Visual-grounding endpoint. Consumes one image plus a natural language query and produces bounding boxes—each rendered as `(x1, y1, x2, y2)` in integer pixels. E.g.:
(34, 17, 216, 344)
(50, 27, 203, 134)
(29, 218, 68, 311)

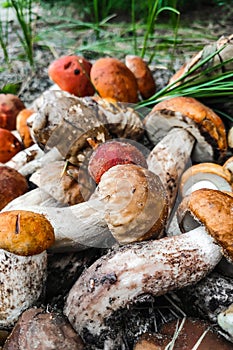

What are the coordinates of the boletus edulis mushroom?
(64, 188, 233, 348)
(3, 164, 169, 251)
(0, 210, 55, 328)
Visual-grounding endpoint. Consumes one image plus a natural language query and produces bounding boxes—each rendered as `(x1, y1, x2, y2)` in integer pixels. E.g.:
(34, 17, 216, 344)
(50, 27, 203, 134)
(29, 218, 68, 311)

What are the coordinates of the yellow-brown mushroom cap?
(0, 210, 55, 256)
(152, 96, 227, 156)
(178, 189, 233, 261)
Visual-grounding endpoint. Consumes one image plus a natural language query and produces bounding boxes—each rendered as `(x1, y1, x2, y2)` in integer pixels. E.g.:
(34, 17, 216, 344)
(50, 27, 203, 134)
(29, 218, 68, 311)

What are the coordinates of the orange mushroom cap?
(48, 55, 95, 97)
(90, 57, 139, 103)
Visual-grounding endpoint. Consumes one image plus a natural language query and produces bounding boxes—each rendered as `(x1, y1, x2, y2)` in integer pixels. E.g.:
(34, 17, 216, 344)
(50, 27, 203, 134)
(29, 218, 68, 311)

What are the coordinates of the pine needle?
(138, 43, 233, 122)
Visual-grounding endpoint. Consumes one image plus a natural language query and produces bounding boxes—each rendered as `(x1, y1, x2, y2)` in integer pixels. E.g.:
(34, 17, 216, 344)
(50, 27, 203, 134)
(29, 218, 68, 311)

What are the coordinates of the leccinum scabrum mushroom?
(63, 189, 233, 348)
(0, 210, 55, 328)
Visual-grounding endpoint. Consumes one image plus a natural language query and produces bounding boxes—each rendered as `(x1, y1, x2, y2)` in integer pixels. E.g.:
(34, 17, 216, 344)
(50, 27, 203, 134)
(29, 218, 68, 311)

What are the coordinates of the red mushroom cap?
(48, 55, 95, 97)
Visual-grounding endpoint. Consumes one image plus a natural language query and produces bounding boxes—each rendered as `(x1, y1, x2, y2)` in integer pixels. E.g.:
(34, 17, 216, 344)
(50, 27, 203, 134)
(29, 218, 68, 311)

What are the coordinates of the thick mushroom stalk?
(3, 165, 168, 251)
(64, 229, 220, 347)
(0, 210, 55, 328)
(0, 250, 47, 328)
(64, 189, 233, 347)
(147, 128, 194, 211)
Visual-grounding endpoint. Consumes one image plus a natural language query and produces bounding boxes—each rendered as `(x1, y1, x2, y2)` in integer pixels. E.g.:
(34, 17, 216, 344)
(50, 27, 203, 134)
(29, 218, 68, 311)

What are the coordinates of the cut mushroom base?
(64, 227, 221, 347)
(0, 250, 47, 328)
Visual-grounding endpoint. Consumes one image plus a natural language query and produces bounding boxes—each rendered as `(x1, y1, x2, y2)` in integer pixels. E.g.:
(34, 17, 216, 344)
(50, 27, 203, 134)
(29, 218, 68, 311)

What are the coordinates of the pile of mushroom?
(0, 35, 233, 349)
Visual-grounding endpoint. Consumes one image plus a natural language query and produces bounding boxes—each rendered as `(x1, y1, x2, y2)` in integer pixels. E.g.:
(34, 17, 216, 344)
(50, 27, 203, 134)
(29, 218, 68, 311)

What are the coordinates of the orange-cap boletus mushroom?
(125, 55, 156, 99)
(179, 162, 233, 197)
(0, 210, 55, 328)
(48, 55, 95, 97)
(0, 128, 22, 163)
(90, 57, 139, 103)
(144, 96, 227, 163)
(16, 108, 35, 148)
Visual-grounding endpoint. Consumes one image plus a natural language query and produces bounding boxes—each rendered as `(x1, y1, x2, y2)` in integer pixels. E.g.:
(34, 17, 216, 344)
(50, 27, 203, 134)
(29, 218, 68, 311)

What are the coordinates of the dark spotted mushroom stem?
(64, 189, 233, 349)
(0, 210, 55, 328)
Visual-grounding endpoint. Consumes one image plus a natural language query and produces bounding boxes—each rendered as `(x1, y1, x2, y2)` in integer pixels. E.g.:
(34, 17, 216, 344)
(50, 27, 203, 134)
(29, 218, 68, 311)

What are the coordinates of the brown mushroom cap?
(125, 55, 156, 99)
(151, 96, 227, 159)
(92, 164, 168, 244)
(0, 128, 23, 163)
(180, 162, 233, 197)
(177, 189, 233, 261)
(0, 166, 28, 210)
(0, 94, 25, 130)
(90, 57, 139, 103)
(0, 210, 55, 256)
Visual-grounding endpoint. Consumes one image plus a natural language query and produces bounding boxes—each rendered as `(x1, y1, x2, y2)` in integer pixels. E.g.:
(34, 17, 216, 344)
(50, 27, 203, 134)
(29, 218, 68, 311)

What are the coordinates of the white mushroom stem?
(19, 147, 63, 177)
(64, 226, 222, 346)
(4, 188, 65, 209)
(2, 199, 115, 252)
(0, 250, 47, 328)
(147, 128, 194, 212)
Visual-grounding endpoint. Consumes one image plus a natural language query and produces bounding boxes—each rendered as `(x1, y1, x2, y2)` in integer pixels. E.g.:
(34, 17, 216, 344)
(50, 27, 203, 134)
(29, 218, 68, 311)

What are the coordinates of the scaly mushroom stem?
(0, 250, 47, 328)
(64, 189, 233, 348)
(147, 128, 194, 212)
(64, 227, 221, 348)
